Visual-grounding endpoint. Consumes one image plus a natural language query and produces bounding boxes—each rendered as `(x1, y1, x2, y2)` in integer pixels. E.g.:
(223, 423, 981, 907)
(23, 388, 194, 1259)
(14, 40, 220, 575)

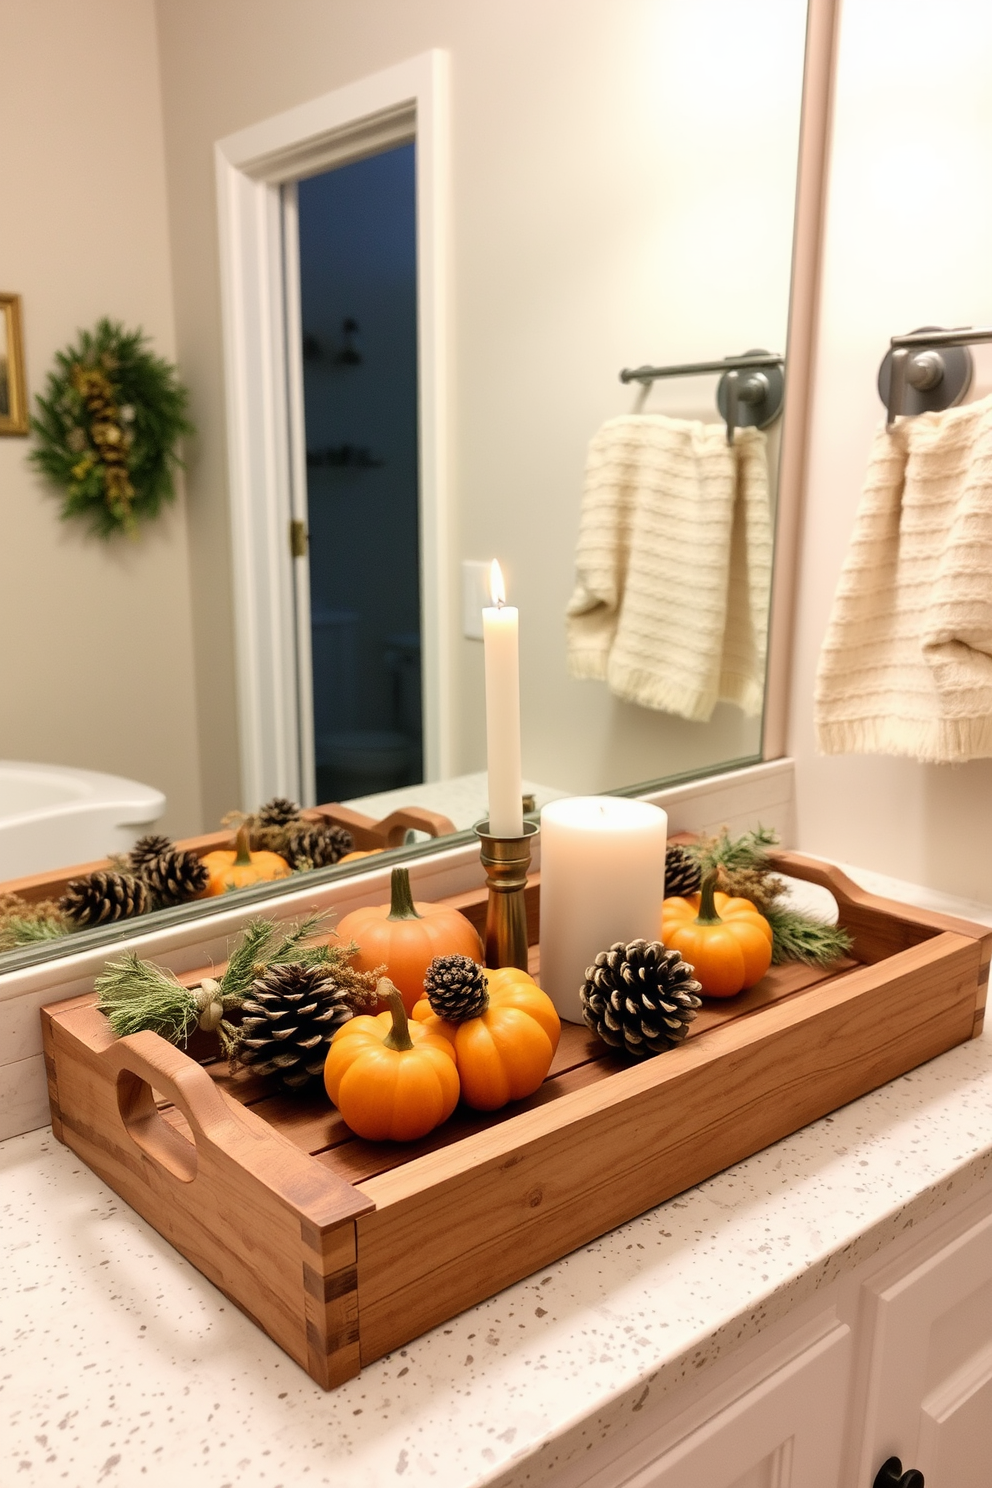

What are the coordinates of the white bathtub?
(0, 761, 166, 881)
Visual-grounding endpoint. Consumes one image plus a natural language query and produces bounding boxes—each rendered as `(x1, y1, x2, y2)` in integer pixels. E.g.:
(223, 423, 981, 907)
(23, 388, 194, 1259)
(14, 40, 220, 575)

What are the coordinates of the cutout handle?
(117, 1069, 197, 1183)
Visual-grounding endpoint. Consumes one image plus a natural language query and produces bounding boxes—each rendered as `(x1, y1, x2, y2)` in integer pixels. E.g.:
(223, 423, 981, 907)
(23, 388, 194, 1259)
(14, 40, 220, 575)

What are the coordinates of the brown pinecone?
(665, 844, 702, 899)
(284, 819, 353, 870)
(423, 955, 489, 1021)
(231, 962, 368, 1090)
(580, 939, 702, 1059)
(257, 797, 303, 828)
(128, 834, 173, 875)
(142, 847, 210, 907)
(59, 871, 150, 928)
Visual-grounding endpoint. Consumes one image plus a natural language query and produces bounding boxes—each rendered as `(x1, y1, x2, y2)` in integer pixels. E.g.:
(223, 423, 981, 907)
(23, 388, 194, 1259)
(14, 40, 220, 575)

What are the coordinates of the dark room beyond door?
(297, 142, 422, 803)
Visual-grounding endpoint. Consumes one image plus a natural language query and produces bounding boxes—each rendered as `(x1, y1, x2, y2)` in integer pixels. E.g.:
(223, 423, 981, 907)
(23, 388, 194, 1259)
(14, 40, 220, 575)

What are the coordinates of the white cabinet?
(561, 1318, 853, 1488)
(622, 1323, 851, 1488)
(548, 1183, 992, 1488)
(856, 1209, 992, 1488)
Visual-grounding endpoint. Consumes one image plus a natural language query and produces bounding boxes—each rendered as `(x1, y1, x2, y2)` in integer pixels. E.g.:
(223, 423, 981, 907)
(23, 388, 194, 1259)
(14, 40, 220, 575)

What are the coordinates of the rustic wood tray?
(41, 851, 991, 1390)
(2, 800, 457, 906)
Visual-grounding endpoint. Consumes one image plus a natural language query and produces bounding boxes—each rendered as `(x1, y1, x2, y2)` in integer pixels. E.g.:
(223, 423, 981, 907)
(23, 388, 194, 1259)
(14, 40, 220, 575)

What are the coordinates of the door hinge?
(289, 519, 308, 558)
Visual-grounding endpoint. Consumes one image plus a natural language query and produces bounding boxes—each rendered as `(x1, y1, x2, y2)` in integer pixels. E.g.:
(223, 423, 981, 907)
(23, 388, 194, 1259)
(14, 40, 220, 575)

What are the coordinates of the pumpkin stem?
(233, 823, 253, 867)
(377, 977, 415, 1051)
(695, 868, 724, 926)
(387, 867, 422, 922)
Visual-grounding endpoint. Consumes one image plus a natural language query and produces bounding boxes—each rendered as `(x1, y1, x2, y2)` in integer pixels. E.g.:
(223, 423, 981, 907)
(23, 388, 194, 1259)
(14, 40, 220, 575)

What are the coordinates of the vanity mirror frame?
(0, 0, 839, 980)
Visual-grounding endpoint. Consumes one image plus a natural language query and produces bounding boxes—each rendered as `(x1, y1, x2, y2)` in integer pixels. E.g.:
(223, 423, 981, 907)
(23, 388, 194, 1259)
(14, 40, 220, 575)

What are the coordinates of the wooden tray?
(1, 800, 457, 906)
(41, 852, 992, 1390)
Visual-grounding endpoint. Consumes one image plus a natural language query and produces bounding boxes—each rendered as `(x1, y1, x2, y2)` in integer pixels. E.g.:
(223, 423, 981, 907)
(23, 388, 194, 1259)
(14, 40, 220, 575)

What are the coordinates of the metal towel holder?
(620, 350, 785, 444)
(878, 325, 992, 427)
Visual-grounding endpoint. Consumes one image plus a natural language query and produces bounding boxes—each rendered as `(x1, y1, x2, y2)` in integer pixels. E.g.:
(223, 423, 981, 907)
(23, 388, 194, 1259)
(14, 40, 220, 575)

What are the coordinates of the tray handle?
(765, 849, 871, 914)
(111, 1031, 243, 1182)
(105, 1029, 371, 1225)
(372, 806, 458, 846)
(768, 849, 992, 951)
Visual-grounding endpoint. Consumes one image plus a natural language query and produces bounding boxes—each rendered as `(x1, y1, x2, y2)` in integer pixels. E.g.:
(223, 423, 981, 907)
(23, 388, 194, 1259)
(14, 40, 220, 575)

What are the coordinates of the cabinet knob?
(873, 1457, 925, 1488)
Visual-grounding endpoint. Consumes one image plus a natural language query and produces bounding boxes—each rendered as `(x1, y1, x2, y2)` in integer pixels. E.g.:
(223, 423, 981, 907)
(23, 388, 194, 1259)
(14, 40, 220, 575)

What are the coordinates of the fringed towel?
(566, 414, 773, 722)
(815, 393, 992, 763)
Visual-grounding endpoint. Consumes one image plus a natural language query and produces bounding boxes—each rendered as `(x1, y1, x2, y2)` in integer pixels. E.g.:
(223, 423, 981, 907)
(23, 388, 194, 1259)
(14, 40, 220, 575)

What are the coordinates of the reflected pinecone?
(284, 820, 353, 870)
(580, 939, 702, 1059)
(59, 871, 150, 927)
(257, 797, 302, 828)
(128, 834, 173, 875)
(142, 847, 209, 907)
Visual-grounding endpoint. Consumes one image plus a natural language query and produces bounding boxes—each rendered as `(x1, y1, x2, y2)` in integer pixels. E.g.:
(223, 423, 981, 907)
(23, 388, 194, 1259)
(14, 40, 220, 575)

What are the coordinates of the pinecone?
(128, 834, 173, 874)
(257, 796, 303, 828)
(59, 871, 150, 928)
(580, 939, 702, 1059)
(423, 955, 489, 1021)
(232, 962, 365, 1090)
(665, 844, 702, 899)
(141, 846, 210, 907)
(284, 819, 353, 870)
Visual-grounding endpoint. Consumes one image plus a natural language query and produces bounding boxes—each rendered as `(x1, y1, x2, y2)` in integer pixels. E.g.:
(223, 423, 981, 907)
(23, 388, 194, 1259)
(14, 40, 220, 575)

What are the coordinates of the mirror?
(0, 0, 810, 968)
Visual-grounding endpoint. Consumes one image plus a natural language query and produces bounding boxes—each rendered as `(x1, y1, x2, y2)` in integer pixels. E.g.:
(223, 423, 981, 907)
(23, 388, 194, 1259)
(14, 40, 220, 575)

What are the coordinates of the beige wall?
(789, 0, 992, 900)
(153, 0, 805, 813)
(0, 0, 203, 838)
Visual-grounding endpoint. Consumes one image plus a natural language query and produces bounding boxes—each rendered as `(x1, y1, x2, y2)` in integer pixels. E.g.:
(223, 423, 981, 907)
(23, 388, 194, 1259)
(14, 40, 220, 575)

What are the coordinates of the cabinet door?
(607, 1322, 851, 1488)
(858, 1208, 992, 1488)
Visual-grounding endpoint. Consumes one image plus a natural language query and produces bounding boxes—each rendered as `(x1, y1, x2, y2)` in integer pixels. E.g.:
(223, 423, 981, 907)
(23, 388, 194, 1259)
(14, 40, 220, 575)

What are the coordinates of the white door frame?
(215, 51, 452, 807)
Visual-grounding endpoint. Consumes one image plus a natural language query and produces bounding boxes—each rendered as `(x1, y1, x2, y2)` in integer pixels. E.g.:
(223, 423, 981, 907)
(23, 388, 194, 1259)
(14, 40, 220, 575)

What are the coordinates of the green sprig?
(685, 826, 852, 967)
(764, 905, 853, 967)
(95, 912, 356, 1049)
(96, 953, 200, 1043)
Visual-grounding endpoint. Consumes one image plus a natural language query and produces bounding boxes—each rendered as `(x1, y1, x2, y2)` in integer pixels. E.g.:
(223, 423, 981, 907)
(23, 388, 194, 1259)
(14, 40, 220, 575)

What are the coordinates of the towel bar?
(878, 324, 992, 426)
(619, 350, 785, 444)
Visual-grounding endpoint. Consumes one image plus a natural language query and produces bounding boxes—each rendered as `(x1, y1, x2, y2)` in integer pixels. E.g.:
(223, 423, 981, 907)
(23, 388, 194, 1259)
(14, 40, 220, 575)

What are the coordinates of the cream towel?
(815, 393, 992, 763)
(566, 414, 773, 722)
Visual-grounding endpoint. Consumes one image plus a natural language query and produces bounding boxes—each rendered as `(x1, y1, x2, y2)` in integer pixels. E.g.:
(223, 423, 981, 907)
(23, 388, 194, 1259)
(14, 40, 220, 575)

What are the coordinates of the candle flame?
(489, 559, 506, 607)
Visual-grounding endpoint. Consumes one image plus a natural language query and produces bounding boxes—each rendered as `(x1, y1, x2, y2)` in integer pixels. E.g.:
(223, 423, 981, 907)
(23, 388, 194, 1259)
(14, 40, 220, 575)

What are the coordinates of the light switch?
(461, 560, 491, 640)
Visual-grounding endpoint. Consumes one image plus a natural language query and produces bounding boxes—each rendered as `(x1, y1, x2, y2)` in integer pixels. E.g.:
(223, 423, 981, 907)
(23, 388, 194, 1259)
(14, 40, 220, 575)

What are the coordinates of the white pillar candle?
(483, 560, 524, 838)
(539, 796, 669, 1023)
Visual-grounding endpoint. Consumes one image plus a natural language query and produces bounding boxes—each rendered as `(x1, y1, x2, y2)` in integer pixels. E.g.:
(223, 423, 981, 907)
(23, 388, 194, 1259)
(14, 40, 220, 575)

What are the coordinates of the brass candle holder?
(475, 820, 539, 970)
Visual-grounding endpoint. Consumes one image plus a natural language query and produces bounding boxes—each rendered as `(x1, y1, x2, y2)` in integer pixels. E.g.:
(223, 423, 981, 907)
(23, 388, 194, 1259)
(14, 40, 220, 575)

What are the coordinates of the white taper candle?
(483, 560, 524, 838)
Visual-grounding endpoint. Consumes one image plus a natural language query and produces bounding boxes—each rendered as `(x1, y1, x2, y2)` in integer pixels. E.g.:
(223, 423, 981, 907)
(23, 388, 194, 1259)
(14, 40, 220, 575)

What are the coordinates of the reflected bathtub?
(0, 761, 166, 880)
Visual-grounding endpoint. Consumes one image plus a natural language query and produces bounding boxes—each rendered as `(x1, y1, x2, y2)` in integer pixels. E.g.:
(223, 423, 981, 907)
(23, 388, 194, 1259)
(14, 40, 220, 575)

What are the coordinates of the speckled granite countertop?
(4, 867, 992, 1488)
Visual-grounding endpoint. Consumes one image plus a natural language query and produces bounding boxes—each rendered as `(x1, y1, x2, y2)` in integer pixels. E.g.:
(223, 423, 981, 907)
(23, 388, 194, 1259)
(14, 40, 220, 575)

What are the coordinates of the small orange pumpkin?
(334, 867, 483, 1013)
(324, 977, 459, 1141)
(660, 869, 772, 998)
(338, 849, 384, 864)
(413, 964, 561, 1110)
(200, 824, 292, 896)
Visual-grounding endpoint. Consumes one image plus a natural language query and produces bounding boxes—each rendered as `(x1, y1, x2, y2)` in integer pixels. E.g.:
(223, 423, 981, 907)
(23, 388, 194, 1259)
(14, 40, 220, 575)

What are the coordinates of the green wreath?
(29, 319, 194, 538)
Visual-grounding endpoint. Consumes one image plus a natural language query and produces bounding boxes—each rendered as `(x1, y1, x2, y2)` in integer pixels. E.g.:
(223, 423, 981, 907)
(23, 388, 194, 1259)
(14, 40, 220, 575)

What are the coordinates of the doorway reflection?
(297, 142, 423, 802)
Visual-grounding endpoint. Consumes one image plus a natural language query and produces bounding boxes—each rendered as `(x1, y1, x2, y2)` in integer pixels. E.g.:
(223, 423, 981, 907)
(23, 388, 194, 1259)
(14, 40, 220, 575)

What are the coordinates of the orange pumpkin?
(660, 869, 772, 998)
(335, 867, 482, 1013)
(324, 977, 459, 1141)
(338, 849, 384, 864)
(201, 824, 291, 896)
(413, 965, 561, 1110)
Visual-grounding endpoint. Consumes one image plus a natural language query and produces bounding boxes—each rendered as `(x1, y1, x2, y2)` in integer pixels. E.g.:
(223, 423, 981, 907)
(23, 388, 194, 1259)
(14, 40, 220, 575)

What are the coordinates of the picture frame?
(0, 293, 29, 436)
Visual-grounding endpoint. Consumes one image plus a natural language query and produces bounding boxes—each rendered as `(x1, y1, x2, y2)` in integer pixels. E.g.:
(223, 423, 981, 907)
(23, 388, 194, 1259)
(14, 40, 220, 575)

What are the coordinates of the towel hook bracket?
(878, 326, 974, 427)
(716, 351, 785, 443)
